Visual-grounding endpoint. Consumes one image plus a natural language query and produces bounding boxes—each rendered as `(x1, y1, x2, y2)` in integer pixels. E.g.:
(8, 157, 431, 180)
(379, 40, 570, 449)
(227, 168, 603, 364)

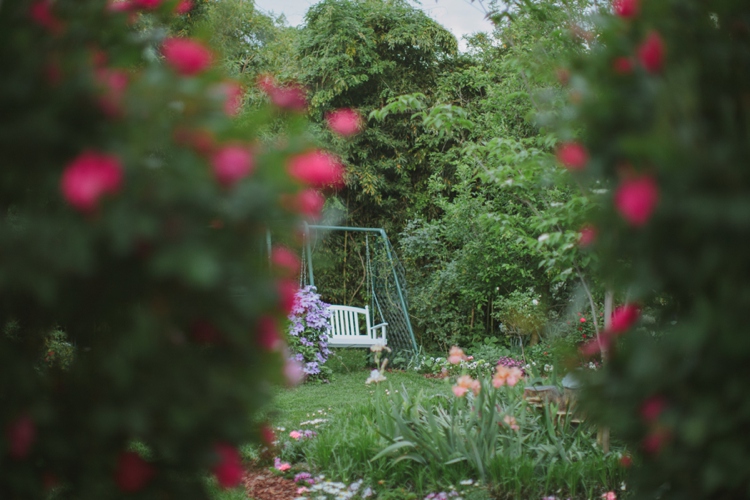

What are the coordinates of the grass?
(270, 366, 451, 430)
(214, 349, 627, 500)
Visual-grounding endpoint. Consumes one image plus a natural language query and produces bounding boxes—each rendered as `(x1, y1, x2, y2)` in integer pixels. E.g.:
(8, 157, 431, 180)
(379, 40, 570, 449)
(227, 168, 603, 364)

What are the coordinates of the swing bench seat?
(327, 305, 387, 348)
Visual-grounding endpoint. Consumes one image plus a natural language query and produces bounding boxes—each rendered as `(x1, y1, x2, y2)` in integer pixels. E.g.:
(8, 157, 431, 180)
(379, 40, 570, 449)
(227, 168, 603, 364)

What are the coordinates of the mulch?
(242, 466, 299, 500)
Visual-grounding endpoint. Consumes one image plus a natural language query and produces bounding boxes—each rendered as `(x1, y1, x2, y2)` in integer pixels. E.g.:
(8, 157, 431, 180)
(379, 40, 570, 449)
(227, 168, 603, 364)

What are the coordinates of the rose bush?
(0, 0, 344, 496)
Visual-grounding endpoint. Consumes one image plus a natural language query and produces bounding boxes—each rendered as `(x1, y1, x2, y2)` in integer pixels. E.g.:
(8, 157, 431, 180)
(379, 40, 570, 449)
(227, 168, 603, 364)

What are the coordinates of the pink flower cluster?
(452, 374, 480, 397)
(447, 345, 468, 364)
(493, 365, 523, 388)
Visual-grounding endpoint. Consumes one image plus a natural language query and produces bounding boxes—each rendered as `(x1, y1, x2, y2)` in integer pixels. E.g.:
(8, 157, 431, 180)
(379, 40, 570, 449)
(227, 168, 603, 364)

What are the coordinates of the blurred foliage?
(0, 0, 323, 497)
(553, 0, 750, 498)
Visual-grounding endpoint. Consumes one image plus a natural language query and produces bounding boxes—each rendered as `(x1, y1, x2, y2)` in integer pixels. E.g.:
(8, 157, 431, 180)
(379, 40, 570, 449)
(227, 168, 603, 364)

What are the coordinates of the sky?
(252, 0, 497, 51)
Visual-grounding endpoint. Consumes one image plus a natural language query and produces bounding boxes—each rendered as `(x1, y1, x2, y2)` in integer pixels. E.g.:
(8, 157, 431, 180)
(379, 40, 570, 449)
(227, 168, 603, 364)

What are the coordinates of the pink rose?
(614, 175, 659, 226)
(256, 316, 283, 351)
(289, 431, 301, 440)
(271, 246, 300, 277)
(221, 81, 244, 116)
(578, 224, 597, 247)
(293, 189, 325, 219)
(556, 142, 589, 171)
(174, 0, 193, 14)
(61, 151, 123, 211)
(210, 145, 255, 187)
(326, 108, 362, 136)
(638, 31, 665, 74)
(162, 38, 212, 76)
(287, 150, 344, 188)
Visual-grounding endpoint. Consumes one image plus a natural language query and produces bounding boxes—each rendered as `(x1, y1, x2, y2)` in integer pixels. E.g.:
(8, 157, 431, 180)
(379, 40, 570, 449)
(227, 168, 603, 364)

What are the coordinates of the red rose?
(210, 145, 255, 187)
(556, 142, 589, 171)
(276, 279, 298, 314)
(61, 151, 123, 212)
(642, 428, 669, 455)
(614, 175, 659, 226)
(114, 451, 155, 493)
(30, 0, 64, 35)
(638, 31, 665, 74)
(613, 0, 638, 18)
(190, 320, 222, 345)
(612, 57, 634, 75)
(132, 0, 161, 9)
(610, 304, 640, 333)
(5, 414, 36, 460)
(640, 396, 667, 423)
(162, 38, 213, 76)
(287, 150, 344, 188)
(259, 424, 276, 447)
(212, 443, 243, 489)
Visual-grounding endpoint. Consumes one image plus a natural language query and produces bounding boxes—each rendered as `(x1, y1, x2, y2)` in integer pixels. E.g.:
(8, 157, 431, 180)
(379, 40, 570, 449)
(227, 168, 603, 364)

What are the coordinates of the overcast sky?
(252, 0, 497, 51)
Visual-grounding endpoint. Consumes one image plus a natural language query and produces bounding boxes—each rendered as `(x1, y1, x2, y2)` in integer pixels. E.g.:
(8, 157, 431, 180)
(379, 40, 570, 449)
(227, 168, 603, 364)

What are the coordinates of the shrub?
(557, 0, 750, 497)
(0, 0, 339, 496)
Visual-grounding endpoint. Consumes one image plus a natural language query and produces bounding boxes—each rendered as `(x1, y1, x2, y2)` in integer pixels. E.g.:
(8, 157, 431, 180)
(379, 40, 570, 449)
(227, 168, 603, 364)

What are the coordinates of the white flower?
(365, 369, 386, 384)
(532, 299, 539, 306)
(538, 233, 550, 242)
(459, 479, 474, 485)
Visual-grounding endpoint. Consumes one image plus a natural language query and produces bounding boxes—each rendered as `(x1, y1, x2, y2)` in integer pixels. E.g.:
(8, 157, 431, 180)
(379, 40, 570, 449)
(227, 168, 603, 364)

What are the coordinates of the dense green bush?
(556, 0, 750, 497)
(0, 0, 335, 497)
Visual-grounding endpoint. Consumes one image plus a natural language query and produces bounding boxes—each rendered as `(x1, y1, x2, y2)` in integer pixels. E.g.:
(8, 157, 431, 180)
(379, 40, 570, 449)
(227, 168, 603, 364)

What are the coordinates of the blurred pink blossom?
(326, 108, 362, 136)
(61, 151, 123, 211)
(162, 38, 213, 76)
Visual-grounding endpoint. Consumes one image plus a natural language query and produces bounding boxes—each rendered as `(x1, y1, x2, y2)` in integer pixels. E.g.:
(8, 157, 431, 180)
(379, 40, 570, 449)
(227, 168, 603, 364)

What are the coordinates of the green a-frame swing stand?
(301, 224, 419, 354)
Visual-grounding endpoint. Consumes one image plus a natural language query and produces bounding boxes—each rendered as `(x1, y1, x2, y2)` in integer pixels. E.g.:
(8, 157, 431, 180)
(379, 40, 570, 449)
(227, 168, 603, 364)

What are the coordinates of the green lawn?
(269, 367, 451, 431)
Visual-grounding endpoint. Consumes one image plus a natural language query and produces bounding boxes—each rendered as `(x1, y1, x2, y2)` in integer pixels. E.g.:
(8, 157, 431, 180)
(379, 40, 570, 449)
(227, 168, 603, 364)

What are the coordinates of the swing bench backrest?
(327, 305, 387, 348)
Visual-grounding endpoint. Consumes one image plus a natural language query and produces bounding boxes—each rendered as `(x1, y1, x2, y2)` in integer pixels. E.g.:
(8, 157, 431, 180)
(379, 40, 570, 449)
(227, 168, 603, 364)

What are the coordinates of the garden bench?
(327, 305, 387, 348)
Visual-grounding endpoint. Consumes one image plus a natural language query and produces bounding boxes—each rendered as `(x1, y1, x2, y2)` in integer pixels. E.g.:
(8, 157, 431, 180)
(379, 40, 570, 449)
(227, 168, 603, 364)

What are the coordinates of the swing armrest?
(370, 323, 388, 343)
